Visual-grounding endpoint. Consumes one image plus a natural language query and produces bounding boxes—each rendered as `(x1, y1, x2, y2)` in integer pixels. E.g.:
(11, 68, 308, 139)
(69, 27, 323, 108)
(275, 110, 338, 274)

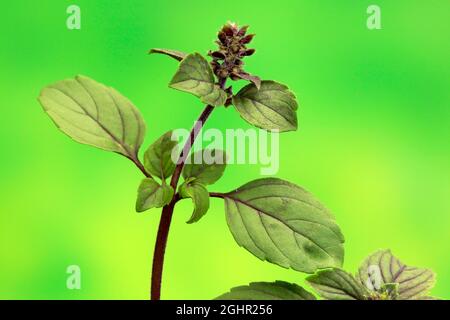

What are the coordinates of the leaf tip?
(135, 204, 145, 213)
(74, 74, 88, 82)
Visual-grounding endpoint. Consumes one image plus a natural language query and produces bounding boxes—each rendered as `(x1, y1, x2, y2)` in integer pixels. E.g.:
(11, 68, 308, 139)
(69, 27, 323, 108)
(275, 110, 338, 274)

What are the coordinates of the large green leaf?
(356, 249, 436, 300)
(182, 149, 227, 185)
(149, 48, 187, 61)
(221, 178, 344, 273)
(216, 281, 316, 300)
(136, 178, 174, 212)
(144, 131, 179, 180)
(232, 81, 298, 132)
(38, 75, 146, 159)
(169, 53, 227, 106)
(179, 180, 210, 224)
(306, 268, 369, 300)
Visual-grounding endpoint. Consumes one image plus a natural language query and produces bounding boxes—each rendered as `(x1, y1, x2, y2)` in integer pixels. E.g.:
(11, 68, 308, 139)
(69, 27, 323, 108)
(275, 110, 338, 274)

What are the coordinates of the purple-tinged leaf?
(236, 72, 261, 89)
(149, 48, 187, 61)
(356, 249, 436, 300)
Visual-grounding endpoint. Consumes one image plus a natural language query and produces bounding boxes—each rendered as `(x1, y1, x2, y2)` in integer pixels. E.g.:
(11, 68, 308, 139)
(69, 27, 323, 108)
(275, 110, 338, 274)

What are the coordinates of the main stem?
(150, 89, 226, 299)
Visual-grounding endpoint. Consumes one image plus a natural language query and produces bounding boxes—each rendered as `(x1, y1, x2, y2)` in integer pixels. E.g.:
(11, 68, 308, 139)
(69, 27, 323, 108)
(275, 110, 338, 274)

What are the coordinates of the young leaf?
(182, 149, 227, 185)
(136, 178, 174, 212)
(379, 283, 399, 300)
(169, 53, 227, 106)
(356, 249, 436, 300)
(306, 268, 369, 300)
(149, 48, 187, 61)
(38, 75, 146, 159)
(221, 178, 344, 273)
(232, 81, 298, 132)
(144, 131, 179, 180)
(235, 72, 261, 89)
(216, 281, 316, 300)
(179, 180, 210, 224)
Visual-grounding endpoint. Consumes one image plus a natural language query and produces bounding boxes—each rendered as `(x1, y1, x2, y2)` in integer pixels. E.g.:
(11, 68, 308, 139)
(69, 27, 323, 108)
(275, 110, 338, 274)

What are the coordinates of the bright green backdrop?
(0, 0, 449, 299)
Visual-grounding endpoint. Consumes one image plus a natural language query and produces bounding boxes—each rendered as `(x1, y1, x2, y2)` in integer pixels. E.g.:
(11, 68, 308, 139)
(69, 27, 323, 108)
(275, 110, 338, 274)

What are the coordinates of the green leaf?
(306, 268, 369, 300)
(149, 48, 187, 61)
(216, 281, 316, 300)
(136, 178, 174, 212)
(144, 131, 179, 180)
(38, 75, 146, 159)
(182, 149, 227, 185)
(356, 249, 436, 300)
(169, 53, 227, 106)
(232, 81, 298, 132)
(221, 178, 344, 273)
(179, 180, 210, 224)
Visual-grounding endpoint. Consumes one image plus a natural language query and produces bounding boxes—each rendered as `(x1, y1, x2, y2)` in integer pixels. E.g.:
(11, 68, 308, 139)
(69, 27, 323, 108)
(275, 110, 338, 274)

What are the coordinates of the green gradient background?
(0, 0, 449, 299)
